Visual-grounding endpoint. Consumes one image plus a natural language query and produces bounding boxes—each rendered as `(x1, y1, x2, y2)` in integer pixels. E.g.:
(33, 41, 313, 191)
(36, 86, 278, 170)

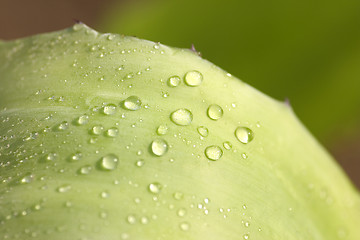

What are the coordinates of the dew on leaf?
(197, 126, 209, 137)
(168, 76, 181, 87)
(235, 127, 254, 144)
(98, 154, 119, 171)
(56, 121, 69, 131)
(170, 108, 193, 126)
(148, 182, 162, 194)
(102, 104, 117, 115)
(207, 104, 223, 120)
(122, 96, 141, 111)
(151, 139, 168, 156)
(78, 165, 92, 175)
(184, 70, 203, 86)
(105, 127, 119, 137)
(57, 184, 71, 193)
(156, 125, 168, 135)
(223, 141, 232, 150)
(205, 145, 223, 161)
(75, 115, 89, 125)
(91, 125, 104, 135)
(179, 222, 190, 231)
(69, 152, 82, 161)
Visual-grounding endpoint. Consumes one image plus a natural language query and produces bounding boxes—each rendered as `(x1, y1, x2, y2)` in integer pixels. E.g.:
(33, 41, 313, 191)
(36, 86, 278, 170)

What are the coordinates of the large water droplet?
(168, 76, 181, 87)
(170, 108, 193, 126)
(184, 70, 203, 86)
(205, 145, 223, 161)
(197, 126, 209, 137)
(151, 139, 168, 156)
(235, 127, 254, 144)
(105, 127, 119, 137)
(148, 182, 162, 194)
(98, 154, 119, 171)
(123, 96, 141, 111)
(102, 104, 117, 115)
(207, 104, 223, 120)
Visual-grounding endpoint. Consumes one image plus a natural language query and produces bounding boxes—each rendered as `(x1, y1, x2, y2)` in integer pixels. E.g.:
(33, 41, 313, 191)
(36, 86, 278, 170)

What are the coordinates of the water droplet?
(100, 211, 108, 219)
(177, 208, 186, 217)
(127, 215, 136, 224)
(242, 153, 248, 159)
(78, 165, 92, 175)
(170, 108, 193, 126)
(44, 153, 57, 161)
(197, 126, 209, 137)
(235, 127, 254, 144)
(20, 173, 34, 184)
(148, 182, 162, 194)
(151, 139, 168, 156)
(205, 145, 223, 161)
(244, 221, 250, 227)
(184, 70, 203, 86)
(223, 141, 232, 150)
(75, 115, 89, 125)
(105, 127, 119, 137)
(57, 184, 71, 193)
(57, 121, 69, 131)
(91, 125, 104, 135)
(100, 191, 110, 199)
(135, 160, 144, 167)
(156, 125, 168, 135)
(98, 154, 119, 171)
(69, 152, 82, 161)
(140, 216, 149, 224)
(168, 76, 181, 87)
(243, 234, 249, 239)
(122, 96, 141, 111)
(102, 104, 117, 115)
(207, 104, 223, 120)
(179, 222, 190, 231)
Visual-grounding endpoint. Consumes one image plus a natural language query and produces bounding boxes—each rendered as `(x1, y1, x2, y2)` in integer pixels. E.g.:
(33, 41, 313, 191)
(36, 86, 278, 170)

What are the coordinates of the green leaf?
(0, 24, 359, 240)
(100, 0, 360, 142)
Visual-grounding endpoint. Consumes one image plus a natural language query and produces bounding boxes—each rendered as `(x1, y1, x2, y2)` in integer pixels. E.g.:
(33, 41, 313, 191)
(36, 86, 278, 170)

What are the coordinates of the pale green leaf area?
(100, 0, 360, 142)
(0, 24, 359, 239)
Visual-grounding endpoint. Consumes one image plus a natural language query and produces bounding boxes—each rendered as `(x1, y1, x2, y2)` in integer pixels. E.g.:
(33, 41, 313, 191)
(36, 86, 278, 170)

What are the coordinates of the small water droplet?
(135, 160, 144, 167)
(168, 76, 181, 87)
(75, 115, 89, 125)
(140, 216, 149, 224)
(151, 139, 168, 156)
(197, 126, 209, 137)
(122, 96, 141, 111)
(170, 108, 193, 126)
(243, 234, 249, 239)
(91, 125, 104, 135)
(156, 125, 168, 135)
(44, 153, 57, 161)
(207, 104, 223, 120)
(205, 145, 223, 161)
(105, 127, 119, 137)
(98, 154, 119, 171)
(69, 152, 82, 161)
(57, 184, 71, 193)
(184, 70, 203, 86)
(179, 222, 190, 231)
(78, 165, 92, 175)
(107, 34, 115, 40)
(242, 153, 248, 159)
(223, 141, 232, 150)
(100, 191, 110, 199)
(235, 127, 254, 144)
(244, 221, 250, 227)
(177, 208, 187, 217)
(148, 182, 162, 194)
(57, 121, 69, 131)
(102, 104, 117, 115)
(127, 215, 136, 224)
(20, 173, 34, 184)
(173, 192, 184, 200)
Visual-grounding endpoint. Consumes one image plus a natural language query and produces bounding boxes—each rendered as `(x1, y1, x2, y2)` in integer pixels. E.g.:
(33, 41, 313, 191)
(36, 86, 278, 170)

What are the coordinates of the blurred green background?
(1, 0, 359, 187)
